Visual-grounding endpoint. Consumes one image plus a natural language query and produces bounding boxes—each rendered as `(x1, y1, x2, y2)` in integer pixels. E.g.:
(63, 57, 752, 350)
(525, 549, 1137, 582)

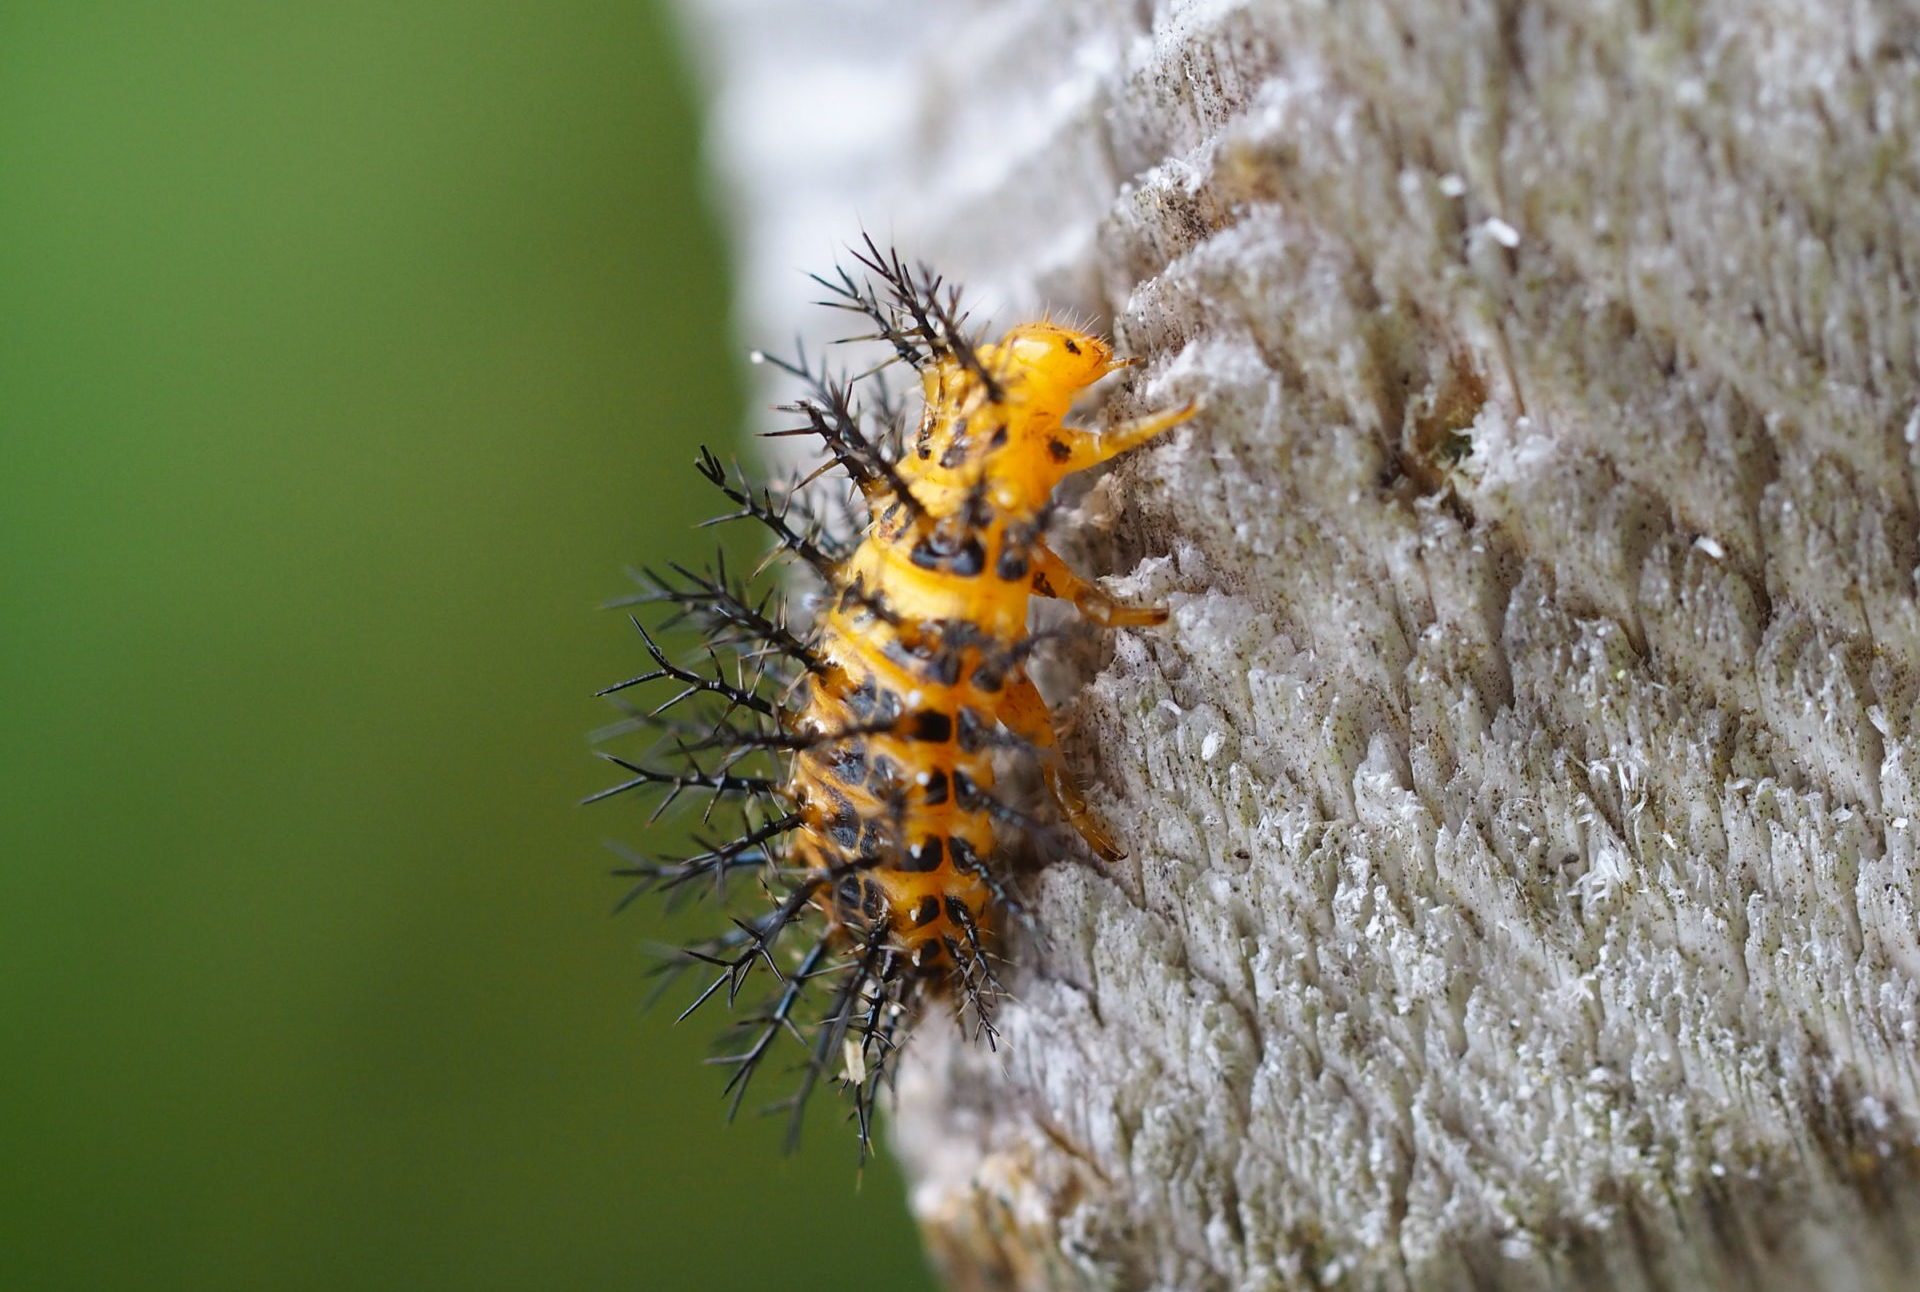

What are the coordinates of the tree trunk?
(678, 1, 1920, 1287)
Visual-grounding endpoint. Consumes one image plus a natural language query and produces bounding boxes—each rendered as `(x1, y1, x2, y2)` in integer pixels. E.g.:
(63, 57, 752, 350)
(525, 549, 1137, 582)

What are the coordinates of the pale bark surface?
(677, 1, 1920, 1288)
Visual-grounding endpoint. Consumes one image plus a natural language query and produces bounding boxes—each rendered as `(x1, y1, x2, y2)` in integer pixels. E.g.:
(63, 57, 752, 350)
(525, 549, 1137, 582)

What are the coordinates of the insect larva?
(592, 239, 1195, 1153)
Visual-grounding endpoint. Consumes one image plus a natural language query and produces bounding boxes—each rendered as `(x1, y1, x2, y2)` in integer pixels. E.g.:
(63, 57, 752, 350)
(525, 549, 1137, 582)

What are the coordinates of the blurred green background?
(0, 5, 935, 1289)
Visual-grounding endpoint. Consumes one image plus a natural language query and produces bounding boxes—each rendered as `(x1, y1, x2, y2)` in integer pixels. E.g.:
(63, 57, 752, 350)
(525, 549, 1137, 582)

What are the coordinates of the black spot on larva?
(853, 584, 898, 624)
(835, 874, 877, 920)
(902, 837, 943, 872)
(831, 743, 868, 786)
(996, 547, 1029, 581)
(989, 424, 1008, 448)
(825, 789, 859, 850)
(957, 708, 989, 753)
(880, 636, 916, 671)
(949, 836, 981, 874)
(1047, 437, 1071, 462)
(921, 768, 949, 805)
(952, 537, 986, 576)
(910, 534, 985, 577)
(1062, 338, 1081, 355)
(870, 685, 902, 724)
(924, 645, 962, 687)
(970, 662, 1004, 693)
(882, 635, 959, 688)
(908, 710, 953, 742)
(833, 877, 884, 927)
(842, 677, 877, 721)
(868, 753, 901, 792)
(914, 941, 943, 968)
(939, 421, 971, 468)
(951, 770, 980, 808)
(912, 895, 941, 926)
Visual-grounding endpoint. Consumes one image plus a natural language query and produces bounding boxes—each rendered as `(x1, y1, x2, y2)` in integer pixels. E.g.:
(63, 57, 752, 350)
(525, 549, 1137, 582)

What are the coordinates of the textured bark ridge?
(679, 1, 1920, 1287)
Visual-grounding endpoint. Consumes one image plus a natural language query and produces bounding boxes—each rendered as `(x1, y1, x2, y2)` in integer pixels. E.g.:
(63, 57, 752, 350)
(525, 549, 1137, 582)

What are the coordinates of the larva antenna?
(693, 446, 842, 580)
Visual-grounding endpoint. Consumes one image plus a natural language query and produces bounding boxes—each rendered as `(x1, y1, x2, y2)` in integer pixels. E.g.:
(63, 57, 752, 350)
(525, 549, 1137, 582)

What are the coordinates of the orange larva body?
(787, 322, 1196, 971)
(595, 246, 1194, 1152)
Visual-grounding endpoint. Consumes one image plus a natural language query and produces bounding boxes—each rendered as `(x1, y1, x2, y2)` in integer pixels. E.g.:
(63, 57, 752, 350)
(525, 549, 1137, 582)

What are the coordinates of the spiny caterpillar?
(592, 240, 1195, 1154)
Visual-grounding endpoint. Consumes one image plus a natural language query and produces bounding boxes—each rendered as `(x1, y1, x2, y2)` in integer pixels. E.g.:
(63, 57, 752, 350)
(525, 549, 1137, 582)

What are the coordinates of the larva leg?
(1028, 542, 1167, 629)
(995, 668, 1124, 861)
(1046, 399, 1199, 473)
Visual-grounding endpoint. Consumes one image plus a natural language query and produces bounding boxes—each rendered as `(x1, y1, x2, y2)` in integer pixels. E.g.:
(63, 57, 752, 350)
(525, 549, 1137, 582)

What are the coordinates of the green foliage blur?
(0, 5, 935, 1289)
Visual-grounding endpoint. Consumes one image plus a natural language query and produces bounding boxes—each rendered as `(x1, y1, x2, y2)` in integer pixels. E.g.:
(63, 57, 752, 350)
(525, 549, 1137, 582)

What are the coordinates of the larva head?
(912, 321, 1130, 514)
(992, 321, 1123, 408)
